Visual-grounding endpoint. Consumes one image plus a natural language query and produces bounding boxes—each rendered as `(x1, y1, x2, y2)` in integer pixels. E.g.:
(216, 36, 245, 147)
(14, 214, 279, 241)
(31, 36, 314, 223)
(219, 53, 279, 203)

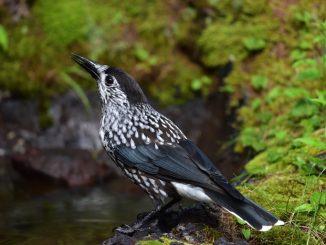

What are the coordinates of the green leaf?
(0, 25, 8, 51)
(310, 191, 326, 206)
(258, 111, 272, 124)
(294, 203, 315, 213)
(240, 128, 266, 152)
(243, 37, 266, 51)
(299, 40, 313, 50)
(134, 47, 149, 61)
(191, 76, 212, 91)
(292, 58, 317, 68)
(60, 71, 91, 112)
(251, 98, 261, 110)
(236, 217, 246, 225)
(191, 79, 202, 90)
(266, 149, 284, 163)
(295, 11, 312, 24)
(294, 137, 326, 150)
(266, 87, 282, 103)
(284, 87, 308, 98)
(241, 228, 251, 240)
(296, 68, 322, 81)
(290, 100, 318, 119)
(251, 75, 268, 90)
(290, 50, 306, 61)
(310, 90, 326, 106)
(220, 84, 234, 93)
(275, 130, 287, 141)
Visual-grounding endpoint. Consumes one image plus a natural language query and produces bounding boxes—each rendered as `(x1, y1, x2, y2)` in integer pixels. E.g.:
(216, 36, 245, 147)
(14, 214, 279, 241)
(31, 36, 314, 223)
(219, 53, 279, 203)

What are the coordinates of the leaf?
(296, 68, 322, 81)
(236, 217, 246, 225)
(290, 100, 318, 119)
(134, 47, 149, 61)
(266, 87, 282, 103)
(0, 25, 8, 51)
(290, 50, 306, 61)
(243, 37, 266, 51)
(191, 76, 212, 91)
(60, 71, 91, 112)
(310, 191, 326, 206)
(240, 128, 266, 152)
(241, 228, 251, 240)
(266, 149, 284, 163)
(310, 90, 326, 106)
(251, 75, 268, 90)
(294, 203, 315, 213)
(191, 79, 202, 90)
(251, 98, 261, 110)
(294, 137, 326, 150)
(284, 87, 309, 98)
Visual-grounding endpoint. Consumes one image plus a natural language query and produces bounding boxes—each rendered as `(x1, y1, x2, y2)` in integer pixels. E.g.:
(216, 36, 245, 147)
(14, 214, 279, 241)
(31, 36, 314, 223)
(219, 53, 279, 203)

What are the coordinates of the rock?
(11, 148, 111, 187)
(214, 237, 248, 245)
(102, 232, 137, 245)
(103, 203, 246, 245)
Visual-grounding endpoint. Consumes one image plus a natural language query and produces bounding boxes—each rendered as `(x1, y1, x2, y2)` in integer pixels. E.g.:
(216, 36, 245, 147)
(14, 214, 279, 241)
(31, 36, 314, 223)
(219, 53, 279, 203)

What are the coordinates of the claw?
(115, 224, 136, 235)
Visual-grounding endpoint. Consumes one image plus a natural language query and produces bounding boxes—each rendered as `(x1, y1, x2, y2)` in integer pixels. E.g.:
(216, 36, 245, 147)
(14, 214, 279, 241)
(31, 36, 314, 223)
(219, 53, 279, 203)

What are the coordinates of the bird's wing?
(114, 139, 244, 200)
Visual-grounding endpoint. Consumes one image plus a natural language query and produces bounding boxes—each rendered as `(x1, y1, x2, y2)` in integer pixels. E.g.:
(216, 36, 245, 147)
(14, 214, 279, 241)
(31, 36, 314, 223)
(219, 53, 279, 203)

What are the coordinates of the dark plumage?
(72, 54, 284, 233)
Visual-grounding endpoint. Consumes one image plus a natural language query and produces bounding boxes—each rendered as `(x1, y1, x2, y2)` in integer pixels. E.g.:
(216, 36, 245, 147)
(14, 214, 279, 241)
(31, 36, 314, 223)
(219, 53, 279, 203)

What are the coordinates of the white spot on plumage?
(122, 125, 127, 133)
(149, 179, 156, 186)
(159, 180, 165, 186)
(157, 135, 164, 143)
(141, 133, 146, 141)
(159, 190, 167, 197)
(145, 136, 151, 144)
(133, 174, 140, 182)
(130, 138, 136, 149)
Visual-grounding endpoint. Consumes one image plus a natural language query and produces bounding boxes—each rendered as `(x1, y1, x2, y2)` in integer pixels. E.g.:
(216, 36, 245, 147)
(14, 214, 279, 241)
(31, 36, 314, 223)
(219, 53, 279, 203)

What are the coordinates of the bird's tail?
(205, 189, 284, 231)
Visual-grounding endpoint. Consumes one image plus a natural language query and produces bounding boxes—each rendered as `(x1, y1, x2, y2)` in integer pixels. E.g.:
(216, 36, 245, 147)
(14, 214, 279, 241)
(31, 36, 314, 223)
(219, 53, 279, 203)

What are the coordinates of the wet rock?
(0, 92, 117, 187)
(214, 237, 248, 245)
(36, 91, 102, 150)
(104, 203, 245, 245)
(11, 148, 111, 187)
(102, 233, 137, 245)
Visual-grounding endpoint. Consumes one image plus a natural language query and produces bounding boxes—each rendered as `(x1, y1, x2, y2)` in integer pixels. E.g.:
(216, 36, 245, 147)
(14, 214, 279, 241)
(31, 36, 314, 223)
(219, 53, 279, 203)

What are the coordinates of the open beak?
(71, 53, 101, 79)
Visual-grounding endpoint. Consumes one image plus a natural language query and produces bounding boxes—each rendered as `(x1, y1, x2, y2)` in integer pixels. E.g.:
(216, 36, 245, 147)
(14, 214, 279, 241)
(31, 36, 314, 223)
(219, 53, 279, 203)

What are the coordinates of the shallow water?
(0, 179, 151, 245)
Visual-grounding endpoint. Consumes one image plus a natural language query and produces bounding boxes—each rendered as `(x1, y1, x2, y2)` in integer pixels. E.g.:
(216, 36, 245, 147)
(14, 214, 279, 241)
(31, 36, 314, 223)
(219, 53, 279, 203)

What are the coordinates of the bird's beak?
(71, 53, 102, 79)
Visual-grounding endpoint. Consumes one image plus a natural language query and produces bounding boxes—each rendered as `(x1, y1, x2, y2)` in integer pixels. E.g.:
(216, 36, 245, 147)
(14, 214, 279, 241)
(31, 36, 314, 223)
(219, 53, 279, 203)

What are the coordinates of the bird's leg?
(116, 197, 181, 234)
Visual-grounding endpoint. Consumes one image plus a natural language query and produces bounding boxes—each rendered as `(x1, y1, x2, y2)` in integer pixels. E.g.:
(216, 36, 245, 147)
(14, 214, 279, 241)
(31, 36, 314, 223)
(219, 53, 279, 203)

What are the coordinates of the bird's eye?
(105, 76, 114, 87)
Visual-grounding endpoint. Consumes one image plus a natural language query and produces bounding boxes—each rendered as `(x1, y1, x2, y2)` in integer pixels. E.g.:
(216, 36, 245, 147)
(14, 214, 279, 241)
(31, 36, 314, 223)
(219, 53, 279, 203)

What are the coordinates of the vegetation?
(0, 0, 325, 244)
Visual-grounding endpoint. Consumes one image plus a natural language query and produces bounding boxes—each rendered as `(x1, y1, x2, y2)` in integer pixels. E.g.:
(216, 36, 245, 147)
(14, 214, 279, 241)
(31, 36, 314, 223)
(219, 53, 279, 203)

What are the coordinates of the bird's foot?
(115, 222, 151, 235)
(115, 224, 136, 235)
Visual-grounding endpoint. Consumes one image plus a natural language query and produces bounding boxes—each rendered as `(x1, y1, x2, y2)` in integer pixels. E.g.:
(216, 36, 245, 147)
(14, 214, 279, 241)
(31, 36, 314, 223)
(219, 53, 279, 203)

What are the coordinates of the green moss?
(138, 237, 193, 245)
(33, 0, 90, 48)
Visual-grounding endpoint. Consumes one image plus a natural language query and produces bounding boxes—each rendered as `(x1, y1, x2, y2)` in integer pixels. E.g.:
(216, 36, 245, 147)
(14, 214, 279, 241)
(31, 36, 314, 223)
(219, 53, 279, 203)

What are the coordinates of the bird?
(71, 54, 284, 234)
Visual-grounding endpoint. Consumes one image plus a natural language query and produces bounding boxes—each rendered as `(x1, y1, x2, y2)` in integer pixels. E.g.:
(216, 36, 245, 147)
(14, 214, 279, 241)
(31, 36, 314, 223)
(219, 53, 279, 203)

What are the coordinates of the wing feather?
(115, 139, 244, 200)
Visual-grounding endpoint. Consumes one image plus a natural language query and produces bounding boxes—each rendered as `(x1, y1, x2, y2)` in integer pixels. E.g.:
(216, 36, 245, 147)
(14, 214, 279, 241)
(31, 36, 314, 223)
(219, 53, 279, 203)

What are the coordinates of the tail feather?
(206, 190, 284, 231)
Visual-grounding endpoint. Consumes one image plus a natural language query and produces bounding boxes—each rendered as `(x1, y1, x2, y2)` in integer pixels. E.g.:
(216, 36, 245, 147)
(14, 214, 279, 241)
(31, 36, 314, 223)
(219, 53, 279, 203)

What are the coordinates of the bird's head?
(72, 54, 147, 108)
